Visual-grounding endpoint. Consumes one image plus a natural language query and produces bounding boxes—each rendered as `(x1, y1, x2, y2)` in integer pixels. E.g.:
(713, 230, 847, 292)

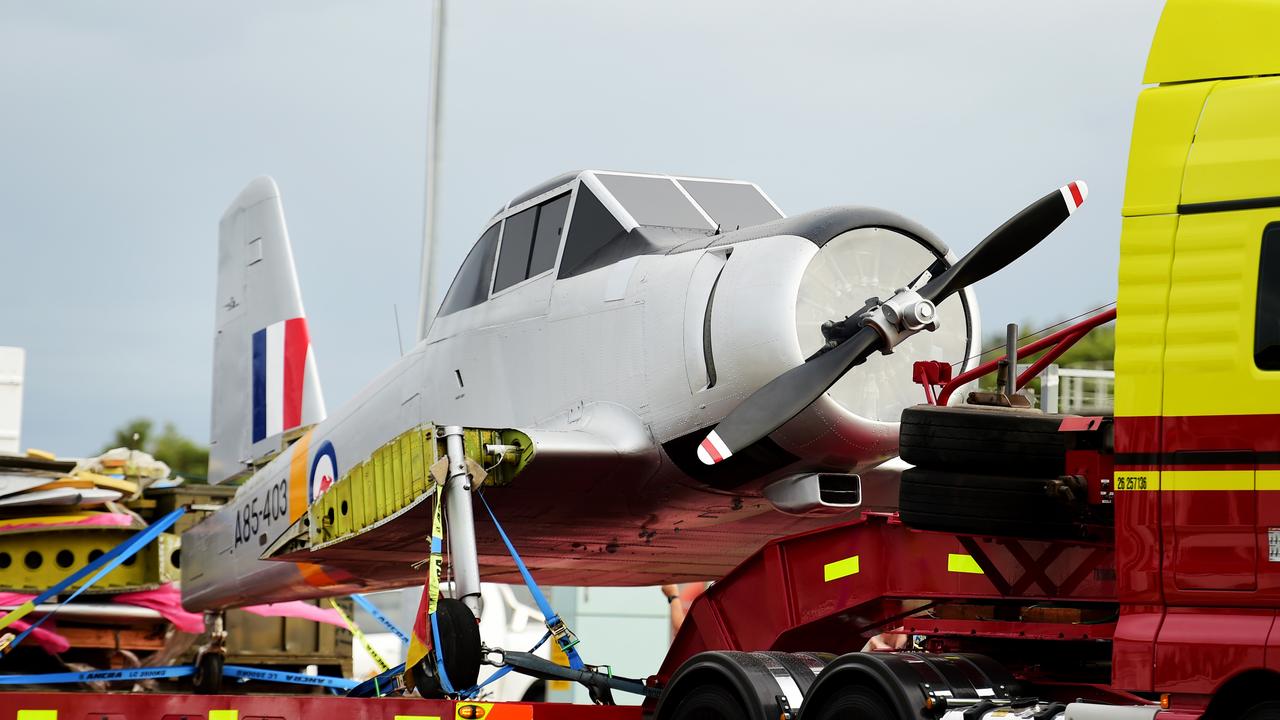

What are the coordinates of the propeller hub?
(859, 288, 939, 351)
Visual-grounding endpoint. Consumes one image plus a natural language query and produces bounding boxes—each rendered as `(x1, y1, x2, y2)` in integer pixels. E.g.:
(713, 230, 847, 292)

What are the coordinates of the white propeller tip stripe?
(697, 430, 732, 465)
(1060, 180, 1088, 215)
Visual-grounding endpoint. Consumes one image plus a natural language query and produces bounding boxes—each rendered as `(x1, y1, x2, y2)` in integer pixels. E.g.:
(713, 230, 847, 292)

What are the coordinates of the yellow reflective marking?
(1163, 470, 1254, 491)
(947, 554, 984, 574)
(823, 555, 860, 582)
(209, 712, 238, 720)
(17, 712, 57, 720)
(395, 716, 441, 720)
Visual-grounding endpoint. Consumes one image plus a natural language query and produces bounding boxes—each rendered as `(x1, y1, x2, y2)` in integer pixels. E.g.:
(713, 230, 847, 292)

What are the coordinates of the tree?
(102, 418, 209, 482)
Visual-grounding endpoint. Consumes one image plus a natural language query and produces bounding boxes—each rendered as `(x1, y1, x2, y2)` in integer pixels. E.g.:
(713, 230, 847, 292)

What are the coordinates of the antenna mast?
(416, 0, 446, 340)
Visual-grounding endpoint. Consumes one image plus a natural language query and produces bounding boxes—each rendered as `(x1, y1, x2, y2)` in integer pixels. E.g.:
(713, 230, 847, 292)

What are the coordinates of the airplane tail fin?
(209, 177, 326, 484)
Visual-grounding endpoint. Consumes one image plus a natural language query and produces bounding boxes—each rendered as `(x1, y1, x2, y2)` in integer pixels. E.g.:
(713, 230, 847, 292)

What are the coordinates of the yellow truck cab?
(1113, 0, 1280, 698)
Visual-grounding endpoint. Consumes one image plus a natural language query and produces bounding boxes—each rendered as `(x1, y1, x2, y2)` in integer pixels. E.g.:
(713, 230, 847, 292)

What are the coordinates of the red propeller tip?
(697, 431, 733, 465)
(1061, 180, 1088, 214)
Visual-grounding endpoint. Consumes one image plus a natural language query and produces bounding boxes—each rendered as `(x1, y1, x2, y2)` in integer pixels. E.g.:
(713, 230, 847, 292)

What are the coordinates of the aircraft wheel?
(899, 404, 1069, 477)
(192, 651, 224, 695)
(411, 598, 481, 697)
(666, 684, 749, 720)
(807, 685, 899, 720)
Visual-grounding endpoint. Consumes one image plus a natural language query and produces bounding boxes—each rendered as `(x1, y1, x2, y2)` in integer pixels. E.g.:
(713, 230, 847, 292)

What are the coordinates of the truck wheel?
(899, 405, 1068, 477)
(1243, 701, 1280, 719)
(808, 685, 898, 720)
(898, 467, 1082, 539)
(667, 684, 749, 720)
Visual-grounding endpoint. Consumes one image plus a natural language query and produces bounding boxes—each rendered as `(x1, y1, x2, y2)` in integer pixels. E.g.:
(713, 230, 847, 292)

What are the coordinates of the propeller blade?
(697, 327, 881, 465)
(920, 180, 1087, 303)
(696, 180, 1088, 465)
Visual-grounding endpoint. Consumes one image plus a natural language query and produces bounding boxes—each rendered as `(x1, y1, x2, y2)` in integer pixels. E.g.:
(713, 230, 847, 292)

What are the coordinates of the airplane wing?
(261, 403, 663, 587)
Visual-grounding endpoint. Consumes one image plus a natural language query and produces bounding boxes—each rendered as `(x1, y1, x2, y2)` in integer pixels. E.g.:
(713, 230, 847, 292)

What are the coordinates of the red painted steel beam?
(0, 694, 643, 719)
(937, 307, 1116, 405)
(658, 514, 1117, 683)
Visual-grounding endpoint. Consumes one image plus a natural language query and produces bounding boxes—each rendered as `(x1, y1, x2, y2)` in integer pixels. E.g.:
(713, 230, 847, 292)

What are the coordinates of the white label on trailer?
(1270, 528, 1280, 562)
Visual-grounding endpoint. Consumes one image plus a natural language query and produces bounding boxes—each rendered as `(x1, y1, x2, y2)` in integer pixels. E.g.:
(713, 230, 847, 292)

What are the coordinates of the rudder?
(210, 177, 325, 484)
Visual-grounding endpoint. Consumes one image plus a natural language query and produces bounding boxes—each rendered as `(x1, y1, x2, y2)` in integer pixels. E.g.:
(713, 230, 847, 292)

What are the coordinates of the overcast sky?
(1, 1, 1164, 456)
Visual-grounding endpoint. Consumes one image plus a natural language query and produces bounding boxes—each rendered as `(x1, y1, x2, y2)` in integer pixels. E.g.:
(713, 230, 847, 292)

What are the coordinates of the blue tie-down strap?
(347, 662, 405, 697)
(351, 594, 409, 645)
(0, 665, 197, 685)
(223, 664, 358, 691)
(0, 663, 357, 690)
(476, 491, 585, 670)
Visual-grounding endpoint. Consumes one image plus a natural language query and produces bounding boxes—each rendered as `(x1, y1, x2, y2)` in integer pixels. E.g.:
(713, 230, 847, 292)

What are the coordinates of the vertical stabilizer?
(209, 177, 325, 484)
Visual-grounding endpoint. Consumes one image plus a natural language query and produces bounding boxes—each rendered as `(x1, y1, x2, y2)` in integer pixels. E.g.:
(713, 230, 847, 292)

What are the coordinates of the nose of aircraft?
(793, 227, 972, 422)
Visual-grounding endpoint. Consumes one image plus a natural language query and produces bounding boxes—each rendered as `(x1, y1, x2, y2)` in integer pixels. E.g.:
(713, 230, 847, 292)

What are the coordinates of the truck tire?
(899, 405, 1068, 477)
(808, 685, 898, 720)
(898, 467, 1082, 539)
(1243, 702, 1280, 720)
(666, 684, 749, 720)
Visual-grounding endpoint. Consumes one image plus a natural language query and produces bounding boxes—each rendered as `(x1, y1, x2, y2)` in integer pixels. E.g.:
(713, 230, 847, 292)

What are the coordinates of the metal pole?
(1005, 323, 1018, 397)
(416, 0, 447, 340)
(441, 425, 482, 618)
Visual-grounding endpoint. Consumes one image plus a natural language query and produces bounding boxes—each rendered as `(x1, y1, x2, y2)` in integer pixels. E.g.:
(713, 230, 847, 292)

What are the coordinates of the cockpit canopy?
(438, 171, 783, 317)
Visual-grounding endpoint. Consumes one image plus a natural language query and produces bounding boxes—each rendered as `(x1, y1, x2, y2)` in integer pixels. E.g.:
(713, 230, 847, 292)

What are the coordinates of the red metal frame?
(0, 693, 643, 719)
(933, 308, 1116, 406)
(658, 513, 1116, 686)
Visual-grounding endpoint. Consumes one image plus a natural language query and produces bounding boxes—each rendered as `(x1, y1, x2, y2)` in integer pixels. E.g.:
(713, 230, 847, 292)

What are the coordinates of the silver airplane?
(182, 170, 1085, 620)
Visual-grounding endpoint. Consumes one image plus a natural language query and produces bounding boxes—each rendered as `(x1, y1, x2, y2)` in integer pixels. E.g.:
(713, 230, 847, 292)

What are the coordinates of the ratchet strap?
(476, 490, 584, 670)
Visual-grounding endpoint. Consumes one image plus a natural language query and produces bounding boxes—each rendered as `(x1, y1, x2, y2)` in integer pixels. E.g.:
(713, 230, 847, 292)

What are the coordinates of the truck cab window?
(438, 223, 500, 316)
(1255, 223, 1280, 369)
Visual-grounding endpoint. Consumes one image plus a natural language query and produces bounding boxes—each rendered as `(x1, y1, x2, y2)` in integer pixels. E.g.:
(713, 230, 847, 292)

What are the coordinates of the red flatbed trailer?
(0, 694, 642, 720)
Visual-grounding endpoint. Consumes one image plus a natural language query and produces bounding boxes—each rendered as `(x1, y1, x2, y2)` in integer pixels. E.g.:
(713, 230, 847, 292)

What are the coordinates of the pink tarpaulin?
(8, 618, 71, 654)
(111, 584, 346, 631)
(112, 584, 204, 634)
(242, 601, 346, 628)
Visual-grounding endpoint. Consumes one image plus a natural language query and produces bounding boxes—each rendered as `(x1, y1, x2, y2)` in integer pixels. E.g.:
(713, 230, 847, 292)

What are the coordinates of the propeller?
(696, 180, 1088, 465)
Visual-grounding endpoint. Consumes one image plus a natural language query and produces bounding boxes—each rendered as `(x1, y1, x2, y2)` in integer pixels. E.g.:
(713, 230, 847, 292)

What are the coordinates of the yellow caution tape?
(328, 598, 390, 674)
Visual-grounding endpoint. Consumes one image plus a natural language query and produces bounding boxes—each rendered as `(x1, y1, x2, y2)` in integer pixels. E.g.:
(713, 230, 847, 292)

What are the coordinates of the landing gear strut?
(193, 610, 226, 695)
(410, 425, 484, 697)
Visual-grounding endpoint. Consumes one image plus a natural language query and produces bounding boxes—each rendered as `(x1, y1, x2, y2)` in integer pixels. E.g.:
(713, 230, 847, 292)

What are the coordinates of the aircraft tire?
(192, 651, 224, 695)
(898, 467, 1082, 539)
(898, 404, 1068, 477)
(411, 598, 481, 697)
